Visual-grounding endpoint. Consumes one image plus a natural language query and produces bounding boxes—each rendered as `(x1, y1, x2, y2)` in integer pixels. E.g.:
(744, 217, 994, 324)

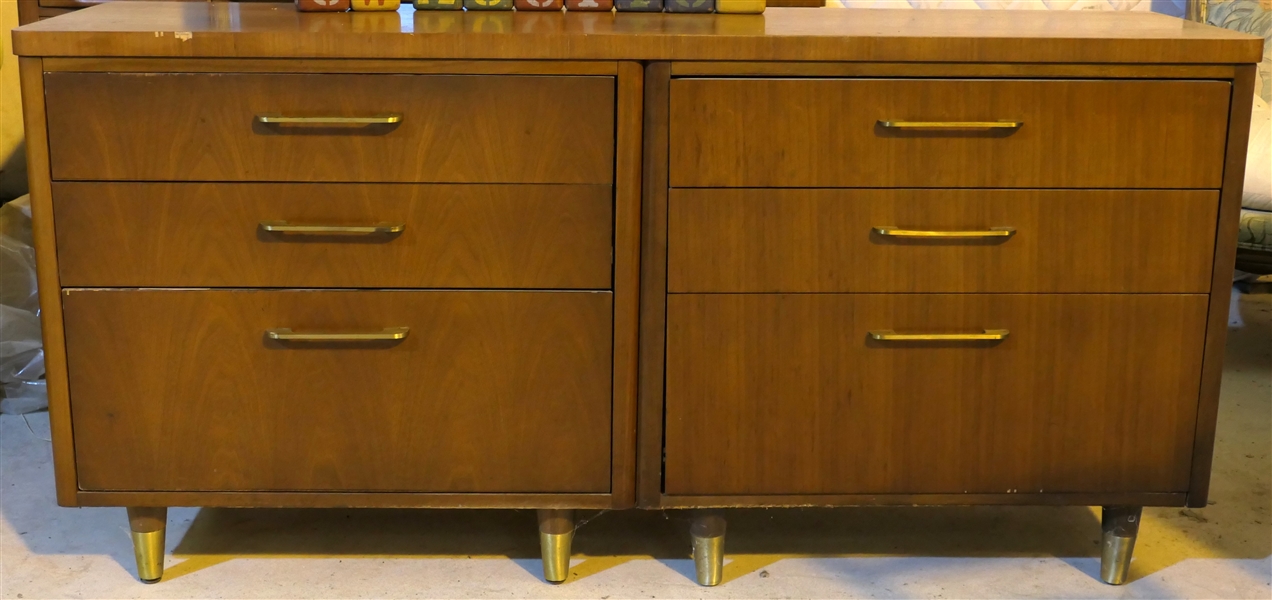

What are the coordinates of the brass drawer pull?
(873, 226, 1016, 239)
(260, 221, 405, 235)
(266, 327, 410, 342)
(869, 329, 1010, 342)
(254, 114, 403, 125)
(878, 120, 1023, 130)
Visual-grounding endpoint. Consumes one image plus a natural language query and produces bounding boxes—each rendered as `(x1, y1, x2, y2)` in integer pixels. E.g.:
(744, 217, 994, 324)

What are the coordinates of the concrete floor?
(1, 294, 1268, 599)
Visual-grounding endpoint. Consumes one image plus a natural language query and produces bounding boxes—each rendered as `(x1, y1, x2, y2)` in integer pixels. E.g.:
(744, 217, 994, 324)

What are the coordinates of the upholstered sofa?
(1208, 1, 1272, 275)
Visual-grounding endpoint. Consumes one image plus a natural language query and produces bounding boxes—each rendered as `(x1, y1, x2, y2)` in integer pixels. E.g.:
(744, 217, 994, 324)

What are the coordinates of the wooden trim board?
(78, 491, 616, 509)
(610, 61, 644, 509)
(669, 62, 1240, 79)
(18, 58, 78, 507)
(1187, 64, 1258, 508)
(658, 493, 1189, 509)
(636, 62, 671, 509)
(13, 5, 1264, 64)
(42, 57, 619, 75)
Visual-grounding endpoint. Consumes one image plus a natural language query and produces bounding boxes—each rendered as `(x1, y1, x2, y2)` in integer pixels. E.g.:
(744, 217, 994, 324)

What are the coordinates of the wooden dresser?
(13, 3, 1263, 588)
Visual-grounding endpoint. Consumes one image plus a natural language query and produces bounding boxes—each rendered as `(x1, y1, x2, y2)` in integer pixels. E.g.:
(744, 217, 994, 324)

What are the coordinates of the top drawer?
(669, 78, 1231, 189)
(44, 73, 615, 184)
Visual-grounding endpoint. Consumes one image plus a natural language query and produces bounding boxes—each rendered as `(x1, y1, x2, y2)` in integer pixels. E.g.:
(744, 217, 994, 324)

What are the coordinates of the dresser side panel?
(18, 57, 77, 506)
(1188, 64, 1258, 508)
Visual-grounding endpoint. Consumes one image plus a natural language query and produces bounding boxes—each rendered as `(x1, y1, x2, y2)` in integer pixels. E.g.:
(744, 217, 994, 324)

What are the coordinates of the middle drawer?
(669, 188, 1219, 294)
(54, 182, 614, 289)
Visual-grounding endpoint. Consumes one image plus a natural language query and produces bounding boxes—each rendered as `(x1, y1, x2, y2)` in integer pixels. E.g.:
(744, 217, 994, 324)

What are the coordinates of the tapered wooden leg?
(127, 507, 167, 583)
(1100, 506, 1141, 585)
(537, 509, 574, 583)
(691, 512, 726, 586)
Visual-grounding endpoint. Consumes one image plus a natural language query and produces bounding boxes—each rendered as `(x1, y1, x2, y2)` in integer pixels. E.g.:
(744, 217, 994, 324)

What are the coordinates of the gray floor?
(2, 293, 1268, 599)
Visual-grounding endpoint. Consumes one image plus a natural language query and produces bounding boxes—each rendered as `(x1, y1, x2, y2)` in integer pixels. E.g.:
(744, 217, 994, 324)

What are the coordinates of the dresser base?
(126, 507, 166, 583)
(680, 506, 1147, 587)
(690, 512, 726, 586)
(122, 505, 586, 585)
(114, 502, 1153, 586)
(1100, 506, 1143, 585)
(537, 509, 576, 583)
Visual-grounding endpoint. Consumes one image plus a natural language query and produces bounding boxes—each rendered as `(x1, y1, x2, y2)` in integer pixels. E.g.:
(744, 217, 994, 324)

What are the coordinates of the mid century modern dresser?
(12, 3, 1263, 587)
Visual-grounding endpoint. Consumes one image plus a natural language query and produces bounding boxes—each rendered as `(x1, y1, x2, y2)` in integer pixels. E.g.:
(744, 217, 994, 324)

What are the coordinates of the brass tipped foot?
(539, 530, 574, 583)
(131, 530, 164, 583)
(127, 507, 167, 583)
(1099, 506, 1141, 585)
(691, 513, 726, 586)
(537, 509, 575, 584)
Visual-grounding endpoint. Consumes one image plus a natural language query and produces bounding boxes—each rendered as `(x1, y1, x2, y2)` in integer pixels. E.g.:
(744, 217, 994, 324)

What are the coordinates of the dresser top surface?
(13, 2, 1263, 63)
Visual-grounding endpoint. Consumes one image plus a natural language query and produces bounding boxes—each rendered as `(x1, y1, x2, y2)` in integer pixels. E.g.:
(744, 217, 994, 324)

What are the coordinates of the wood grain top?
(13, 2, 1263, 63)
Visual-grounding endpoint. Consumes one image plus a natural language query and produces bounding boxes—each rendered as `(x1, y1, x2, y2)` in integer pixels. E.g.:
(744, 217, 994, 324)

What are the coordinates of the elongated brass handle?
(266, 327, 410, 342)
(260, 221, 405, 235)
(255, 114, 402, 125)
(878, 120, 1023, 130)
(873, 226, 1016, 239)
(869, 329, 1010, 342)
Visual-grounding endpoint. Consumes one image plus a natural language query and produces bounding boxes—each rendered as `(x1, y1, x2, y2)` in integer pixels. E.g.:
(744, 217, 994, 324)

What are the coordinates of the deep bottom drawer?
(664, 294, 1208, 496)
(64, 290, 613, 493)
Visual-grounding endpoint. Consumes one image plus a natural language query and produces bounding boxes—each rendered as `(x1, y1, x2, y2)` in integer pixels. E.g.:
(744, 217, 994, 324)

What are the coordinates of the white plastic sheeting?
(0, 194, 46, 414)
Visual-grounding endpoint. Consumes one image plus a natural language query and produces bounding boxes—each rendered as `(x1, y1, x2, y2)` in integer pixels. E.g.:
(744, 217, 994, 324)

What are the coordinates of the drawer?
(44, 73, 615, 183)
(668, 189, 1219, 293)
(64, 290, 613, 492)
(669, 78, 1230, 188)
(54, 182, 613, 289)
(664, 294, 1207, 496)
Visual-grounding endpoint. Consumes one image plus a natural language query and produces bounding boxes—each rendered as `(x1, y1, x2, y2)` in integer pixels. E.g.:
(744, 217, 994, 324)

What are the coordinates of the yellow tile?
(717, 0, 765, 11)
(350, 0, 402, 11)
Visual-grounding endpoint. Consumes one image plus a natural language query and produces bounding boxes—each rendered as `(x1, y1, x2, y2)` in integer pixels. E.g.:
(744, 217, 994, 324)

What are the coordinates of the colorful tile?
(296, 0, 351, 11)
(464, 0, 514, 9)
(350, 0, 400, 9)
(413, 0, 462, 9)
(665, 0, 713, 10)
(716, 0, 763, 11)
(515, 0, 564, 9)
(615, 0, 662, 10)
(565, 0, 614, 10)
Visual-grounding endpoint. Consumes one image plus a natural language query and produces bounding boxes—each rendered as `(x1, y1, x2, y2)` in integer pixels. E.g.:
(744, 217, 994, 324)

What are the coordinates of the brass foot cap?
(1099, 534, 1135, 585)
(539, 530, 574, 584)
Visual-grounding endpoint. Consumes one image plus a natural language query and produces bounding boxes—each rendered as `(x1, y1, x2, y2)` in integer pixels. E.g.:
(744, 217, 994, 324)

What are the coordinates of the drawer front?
(45, 73, 615, 184)
(64, 290, 613, 493)
(55, 183, 613, 289)
(669, 189, 1219, 293)
(669, 78, 1230, 188)
(665, 294, 1207, 496)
